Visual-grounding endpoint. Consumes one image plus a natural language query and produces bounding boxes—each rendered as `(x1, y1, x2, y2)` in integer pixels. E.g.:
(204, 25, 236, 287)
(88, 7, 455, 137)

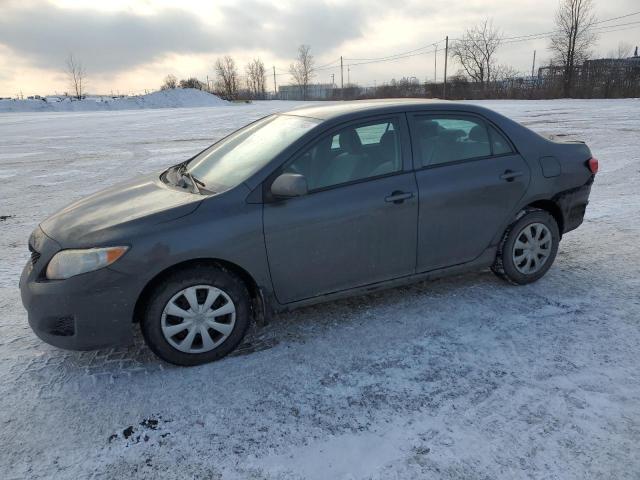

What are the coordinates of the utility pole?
(434, 43, 438, 83)
(347, 65, 351, 85)
(330, 73, 335, 87)
(442, 36, 449, 99)
(531, 50, 537, 79)
(340, 56, 344, 90)
(273, 66, 277, 98)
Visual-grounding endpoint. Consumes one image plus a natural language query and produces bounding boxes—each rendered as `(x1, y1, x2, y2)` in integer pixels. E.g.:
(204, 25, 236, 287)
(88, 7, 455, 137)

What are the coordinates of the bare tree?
(214, 56, 239, 100)
(549, 0, 598, 97)
(451, 19, 502, 88)
(246, 58, 267, 99)
(161, 74, 178, 90)
(289, 45, 315, 100)
(179, 77, 204, 89)
(494, 65, 521, 81)
(65, 53, 86, 99)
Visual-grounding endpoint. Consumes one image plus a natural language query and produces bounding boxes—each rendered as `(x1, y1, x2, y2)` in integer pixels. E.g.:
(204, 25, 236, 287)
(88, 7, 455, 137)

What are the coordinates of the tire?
(141, 265, 251, 366)
(492, 209, 560, 285)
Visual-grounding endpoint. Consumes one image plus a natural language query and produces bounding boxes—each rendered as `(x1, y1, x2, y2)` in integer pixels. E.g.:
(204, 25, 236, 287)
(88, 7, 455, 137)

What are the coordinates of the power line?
(593, 10, 640, 25)
(501, 30, 558, 42)
(498, 11, 640, 42)
(498, 19, 640, 46)
(593, 19, 640, 30)
(589, 23, 640, 36)
(343, 38, 446, 62)
(347, 46, 440, 67)
(453, 11, 640, 44)
(267, 8, 640, 86)
(315, 58, 341, 69)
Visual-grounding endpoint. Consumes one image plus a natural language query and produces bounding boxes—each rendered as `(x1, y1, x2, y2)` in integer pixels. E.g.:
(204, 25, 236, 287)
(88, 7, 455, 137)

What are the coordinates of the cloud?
(0, 1, 366, 74)
(1, 0, 637, 95)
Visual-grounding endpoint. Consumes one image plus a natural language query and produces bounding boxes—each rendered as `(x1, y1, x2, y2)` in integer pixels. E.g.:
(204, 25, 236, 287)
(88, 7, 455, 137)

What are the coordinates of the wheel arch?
(132, 258, 267, 325)
(526, 199, 564, 234)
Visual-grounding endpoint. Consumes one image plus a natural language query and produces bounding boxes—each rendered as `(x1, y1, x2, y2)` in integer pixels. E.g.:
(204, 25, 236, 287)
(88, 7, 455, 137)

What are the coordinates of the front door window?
(285, 119, 401, 191)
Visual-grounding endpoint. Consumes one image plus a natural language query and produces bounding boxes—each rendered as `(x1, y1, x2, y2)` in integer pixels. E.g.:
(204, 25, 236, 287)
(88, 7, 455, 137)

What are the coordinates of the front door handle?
(385, 191, 414, 204)
(500, 170, 524, 182)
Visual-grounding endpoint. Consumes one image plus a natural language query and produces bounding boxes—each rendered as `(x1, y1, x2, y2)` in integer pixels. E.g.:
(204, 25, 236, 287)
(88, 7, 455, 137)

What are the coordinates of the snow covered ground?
(0, 88, 228, 112)
(0, 99, 639, 479)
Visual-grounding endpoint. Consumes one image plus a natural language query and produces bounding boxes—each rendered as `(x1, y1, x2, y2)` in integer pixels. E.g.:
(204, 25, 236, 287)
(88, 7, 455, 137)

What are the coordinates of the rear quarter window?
(489, 125, 514, 155)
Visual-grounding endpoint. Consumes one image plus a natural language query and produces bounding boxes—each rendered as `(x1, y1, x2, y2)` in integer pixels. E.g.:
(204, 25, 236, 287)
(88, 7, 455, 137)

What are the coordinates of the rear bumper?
(556, 177, 593, 234)
(19, 257, 137, 351)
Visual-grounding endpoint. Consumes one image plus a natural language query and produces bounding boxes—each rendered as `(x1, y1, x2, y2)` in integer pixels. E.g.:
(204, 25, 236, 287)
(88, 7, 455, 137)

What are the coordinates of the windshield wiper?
(174, 163, 213, 194)
(181, 169, 204, 193)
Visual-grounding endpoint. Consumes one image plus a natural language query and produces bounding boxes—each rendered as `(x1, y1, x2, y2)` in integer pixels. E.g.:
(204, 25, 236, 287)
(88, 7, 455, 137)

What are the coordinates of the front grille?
(28, 244, 41, 264)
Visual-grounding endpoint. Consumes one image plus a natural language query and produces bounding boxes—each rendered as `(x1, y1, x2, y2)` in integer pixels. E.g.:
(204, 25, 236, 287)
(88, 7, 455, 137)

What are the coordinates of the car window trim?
(413, 151, 517, 172)
(303, 169, 409, 196)
(406, 110, 518, 170)
(263, 113, 411, 201)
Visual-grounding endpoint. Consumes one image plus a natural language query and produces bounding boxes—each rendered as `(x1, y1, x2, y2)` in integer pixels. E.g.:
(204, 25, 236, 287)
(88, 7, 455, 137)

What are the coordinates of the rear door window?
(410, 115, 492, 168)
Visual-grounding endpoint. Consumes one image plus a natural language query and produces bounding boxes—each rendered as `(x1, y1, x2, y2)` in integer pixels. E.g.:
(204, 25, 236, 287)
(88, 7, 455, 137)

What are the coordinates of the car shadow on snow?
(25, 261, 586, 395)
(31, 269, 502, 375)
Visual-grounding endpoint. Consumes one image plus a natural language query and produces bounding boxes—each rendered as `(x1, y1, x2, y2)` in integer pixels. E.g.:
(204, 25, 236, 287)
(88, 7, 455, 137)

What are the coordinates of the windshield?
(186, 114, 320, 192)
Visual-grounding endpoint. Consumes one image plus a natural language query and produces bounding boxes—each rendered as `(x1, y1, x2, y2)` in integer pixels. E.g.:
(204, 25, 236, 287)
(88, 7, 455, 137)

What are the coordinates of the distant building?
(538, 46, 640, 79)
(583, 49, 640, 74)
(278, 83, 335, 100)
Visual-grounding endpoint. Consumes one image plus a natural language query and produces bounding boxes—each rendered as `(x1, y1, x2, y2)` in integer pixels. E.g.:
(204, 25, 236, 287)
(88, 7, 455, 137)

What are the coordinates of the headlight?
(46, 246, 129, 280)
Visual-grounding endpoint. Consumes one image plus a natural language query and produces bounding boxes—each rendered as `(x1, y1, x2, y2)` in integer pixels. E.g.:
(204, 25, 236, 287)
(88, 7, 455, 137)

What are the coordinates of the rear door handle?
(385, 191, 414, 204)
(500, 170, 524, 182)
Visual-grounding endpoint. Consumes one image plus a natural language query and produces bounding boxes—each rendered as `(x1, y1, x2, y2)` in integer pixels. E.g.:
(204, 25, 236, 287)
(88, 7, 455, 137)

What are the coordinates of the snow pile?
(0, 88, 228, 112)
(121, 88, 229, 109)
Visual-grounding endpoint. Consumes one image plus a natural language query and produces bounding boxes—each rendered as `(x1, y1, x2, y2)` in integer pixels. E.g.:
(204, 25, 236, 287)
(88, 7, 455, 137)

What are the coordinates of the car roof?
(282, 98, 461, 121)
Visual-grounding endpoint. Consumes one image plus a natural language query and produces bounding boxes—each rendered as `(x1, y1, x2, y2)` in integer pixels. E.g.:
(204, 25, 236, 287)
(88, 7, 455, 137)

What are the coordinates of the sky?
(0, 0, 638, 97)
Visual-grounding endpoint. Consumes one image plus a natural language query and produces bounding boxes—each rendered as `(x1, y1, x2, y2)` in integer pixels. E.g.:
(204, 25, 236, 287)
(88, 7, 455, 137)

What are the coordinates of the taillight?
(587, 157, 598, 174)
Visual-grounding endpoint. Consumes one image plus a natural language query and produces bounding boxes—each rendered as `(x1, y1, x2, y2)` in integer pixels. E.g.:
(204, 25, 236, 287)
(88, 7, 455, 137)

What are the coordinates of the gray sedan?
(20, 100, 597, 365)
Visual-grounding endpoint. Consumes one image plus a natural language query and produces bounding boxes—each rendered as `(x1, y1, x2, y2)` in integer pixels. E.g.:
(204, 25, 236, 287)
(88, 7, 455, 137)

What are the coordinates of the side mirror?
(271, 173, 308, 198)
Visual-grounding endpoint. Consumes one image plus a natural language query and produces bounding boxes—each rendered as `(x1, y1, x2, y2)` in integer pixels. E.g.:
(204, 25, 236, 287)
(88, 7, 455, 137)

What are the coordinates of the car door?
(408, 112, 530, 272)
(263, 115, 418, 304)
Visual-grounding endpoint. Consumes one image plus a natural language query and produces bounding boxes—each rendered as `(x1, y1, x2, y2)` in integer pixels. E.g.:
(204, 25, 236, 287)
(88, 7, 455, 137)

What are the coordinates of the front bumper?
(19, 230, 137, 350)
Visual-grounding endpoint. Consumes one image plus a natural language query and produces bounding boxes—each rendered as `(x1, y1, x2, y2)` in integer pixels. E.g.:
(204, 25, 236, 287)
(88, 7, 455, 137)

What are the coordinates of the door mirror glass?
(271, 173, 308, 198)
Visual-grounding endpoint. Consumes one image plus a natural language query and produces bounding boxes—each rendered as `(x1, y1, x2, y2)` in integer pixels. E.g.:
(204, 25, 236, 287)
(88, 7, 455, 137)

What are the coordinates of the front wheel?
(141, 265, 251, 366)
(492, 209, 560, 285)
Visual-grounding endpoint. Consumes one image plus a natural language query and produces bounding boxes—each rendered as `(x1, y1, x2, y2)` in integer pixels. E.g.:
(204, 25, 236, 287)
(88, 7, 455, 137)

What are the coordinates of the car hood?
(40, 173, 203, 247)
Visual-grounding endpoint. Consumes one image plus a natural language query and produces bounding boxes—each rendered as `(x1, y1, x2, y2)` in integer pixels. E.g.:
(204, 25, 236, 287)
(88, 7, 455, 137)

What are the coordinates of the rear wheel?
(141, 265, 251, 366)
(492, 209, 560, 285)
